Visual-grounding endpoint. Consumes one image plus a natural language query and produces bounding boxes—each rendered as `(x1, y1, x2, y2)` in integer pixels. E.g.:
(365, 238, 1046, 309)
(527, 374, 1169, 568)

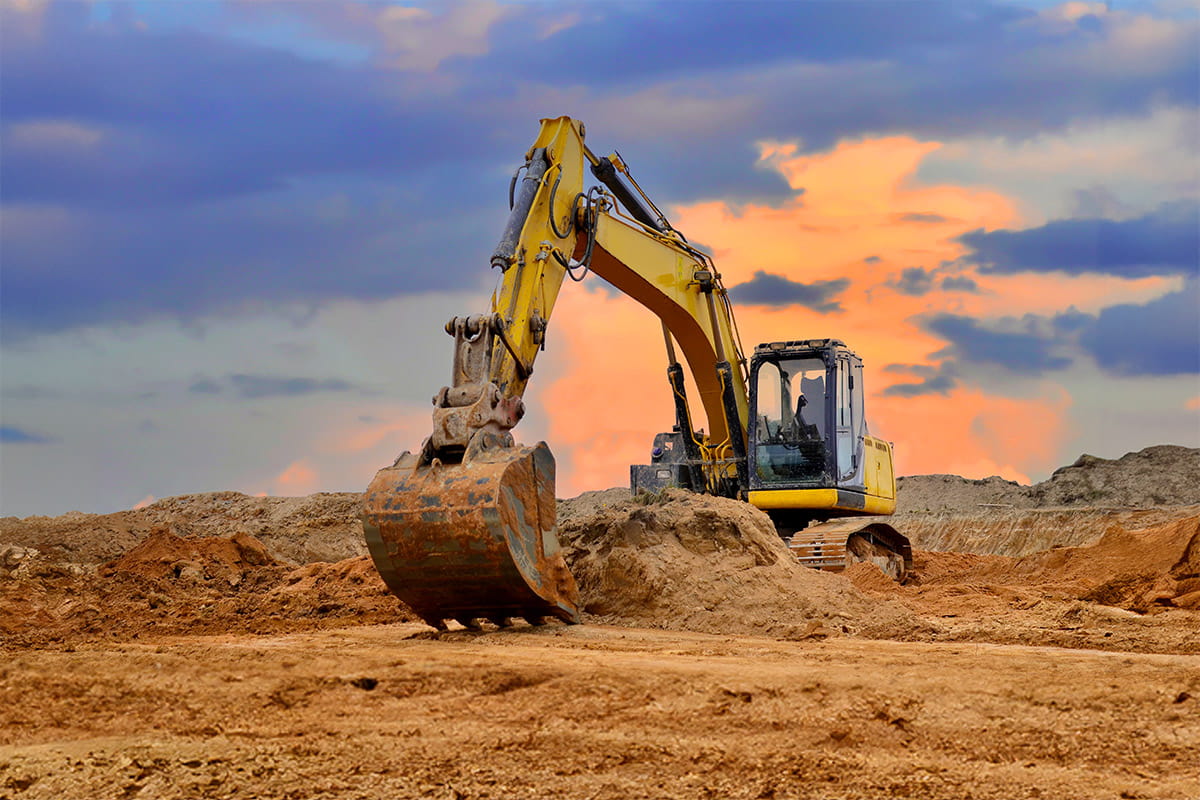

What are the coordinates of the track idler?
(362, 441, 580, 629)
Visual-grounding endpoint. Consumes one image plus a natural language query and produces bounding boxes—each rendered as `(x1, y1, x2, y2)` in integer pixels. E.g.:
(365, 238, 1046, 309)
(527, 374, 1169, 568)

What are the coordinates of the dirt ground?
(2, 625, 1198, 800)
(2, 445, 1199, 799)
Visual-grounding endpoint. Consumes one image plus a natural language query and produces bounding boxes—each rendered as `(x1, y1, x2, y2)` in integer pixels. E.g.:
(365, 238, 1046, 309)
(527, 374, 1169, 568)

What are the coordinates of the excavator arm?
(361, 117, 754, 629)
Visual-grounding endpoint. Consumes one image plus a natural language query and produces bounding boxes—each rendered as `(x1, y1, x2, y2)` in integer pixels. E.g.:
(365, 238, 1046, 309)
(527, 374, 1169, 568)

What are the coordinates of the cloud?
(188, 378, 222, 395)
(3, 2, 1196, 343)
(919, 105, 1199, 222)
(898, 212, 949, 224)
(729, 271, 849, 312)
(0, 186, 489, 340)
(0, 425, 53, 443)
(924, 279, 1199, 380)
(0, 8, 505, 340)
(940, 275, 980, 292)
(892, 267, 935, 297)
(960, 201, 1200, 277)
(272, 459, 319, 495)
(884, 375, 958, 398)
(228, 374, 357, 399)
(1073, 279, 1200, 376)
(477, 2, 1197, 149)
(923, 313, 1072, 374)
(882, 362, 959, 397)
(0, 383, 57, 399)
(871, 385, 1074, 484)
(376, 0, 509, 71)
(6, 119, 103, 148)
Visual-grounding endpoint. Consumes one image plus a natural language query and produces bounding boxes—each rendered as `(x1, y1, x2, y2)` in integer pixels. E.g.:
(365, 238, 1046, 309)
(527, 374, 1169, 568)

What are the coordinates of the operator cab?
(630, 337, 895, 525)
(748, 339, 875, 502)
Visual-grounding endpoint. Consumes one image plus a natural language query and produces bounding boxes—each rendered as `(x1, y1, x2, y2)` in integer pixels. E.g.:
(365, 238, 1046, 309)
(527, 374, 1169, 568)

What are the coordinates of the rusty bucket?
(362, 441, 580, 629)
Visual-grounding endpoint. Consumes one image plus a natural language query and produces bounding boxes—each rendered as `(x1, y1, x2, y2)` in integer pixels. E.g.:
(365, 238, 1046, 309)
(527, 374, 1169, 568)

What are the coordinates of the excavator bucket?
(362, 441, 580, 629)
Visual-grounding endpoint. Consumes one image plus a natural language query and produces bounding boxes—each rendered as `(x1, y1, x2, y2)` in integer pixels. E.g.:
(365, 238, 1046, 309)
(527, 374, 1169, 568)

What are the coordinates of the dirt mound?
(557, 489, 913, 639)
(0, 530, 413, 648)
(897, 444, 1200, 514)
(0, 491, 366, 566)
(934, 515, 1200, 613)
(849, 515, 1195, 628)
(101, 528, 276, 585)
(265, 556, 406, 620)
(841, 513, 1200, 653)
(1035, 445, 1200, 507)
(895, 474, 1029, 513)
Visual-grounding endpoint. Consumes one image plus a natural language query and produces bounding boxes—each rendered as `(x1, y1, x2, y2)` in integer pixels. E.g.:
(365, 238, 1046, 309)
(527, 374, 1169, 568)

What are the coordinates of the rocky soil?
(895, 444, 1200, 513)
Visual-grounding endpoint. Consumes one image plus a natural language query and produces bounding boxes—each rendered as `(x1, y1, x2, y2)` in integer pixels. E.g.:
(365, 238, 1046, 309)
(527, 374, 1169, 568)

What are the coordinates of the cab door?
(835, 357, 854, 480)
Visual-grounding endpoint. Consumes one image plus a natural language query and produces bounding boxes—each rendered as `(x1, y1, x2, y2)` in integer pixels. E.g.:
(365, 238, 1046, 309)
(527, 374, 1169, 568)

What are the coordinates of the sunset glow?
(1, 1, 1196, 515)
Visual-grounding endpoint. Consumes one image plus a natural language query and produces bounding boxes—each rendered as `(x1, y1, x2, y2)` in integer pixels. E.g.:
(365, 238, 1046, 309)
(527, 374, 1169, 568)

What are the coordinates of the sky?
(1, 0, 1198, 517)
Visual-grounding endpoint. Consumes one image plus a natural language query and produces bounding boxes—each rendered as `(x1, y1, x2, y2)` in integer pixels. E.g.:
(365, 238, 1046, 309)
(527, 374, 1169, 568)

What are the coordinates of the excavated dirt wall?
(892, 505, 1200, 556)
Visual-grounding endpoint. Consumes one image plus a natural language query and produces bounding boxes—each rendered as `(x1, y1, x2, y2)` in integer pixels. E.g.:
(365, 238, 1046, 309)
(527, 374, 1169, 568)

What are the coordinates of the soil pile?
(845, 512, 1200, 653)
(100, 528, 277, 585)
(914, 515, 1200, 613)
(0, 491, 365, 566)
(896, 444, 1200, 514)
(0, 529, 413, 648)
(557, 489, 914, 639)
(1034, 445, 1200, 507)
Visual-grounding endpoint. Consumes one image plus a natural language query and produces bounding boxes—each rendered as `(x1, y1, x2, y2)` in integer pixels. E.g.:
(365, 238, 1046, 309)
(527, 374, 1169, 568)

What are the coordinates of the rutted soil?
(2, 626, 1197, 800)
(1, 445, 1198, 798)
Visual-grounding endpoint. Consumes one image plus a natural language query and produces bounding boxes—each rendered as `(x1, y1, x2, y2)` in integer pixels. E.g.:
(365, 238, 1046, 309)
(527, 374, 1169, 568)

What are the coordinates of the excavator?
(362, 116, 911, 630)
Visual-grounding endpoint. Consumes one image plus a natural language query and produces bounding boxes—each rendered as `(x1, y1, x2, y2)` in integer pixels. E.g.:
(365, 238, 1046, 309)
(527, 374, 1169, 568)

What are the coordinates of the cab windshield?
(753, 357, 828, 485)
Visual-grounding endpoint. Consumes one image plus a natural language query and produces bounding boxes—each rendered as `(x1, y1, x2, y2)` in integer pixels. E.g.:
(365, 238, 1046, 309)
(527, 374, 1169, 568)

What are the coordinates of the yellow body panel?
(748, 488, 896, 516)
(862, 436, 896, 500)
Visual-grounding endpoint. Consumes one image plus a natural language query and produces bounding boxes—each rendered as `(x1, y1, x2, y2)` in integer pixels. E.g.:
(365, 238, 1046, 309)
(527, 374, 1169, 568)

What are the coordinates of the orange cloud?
(303, 403, 435, 495)
(539, 134, 1110, 493)
(541, 287, 678, 497)
(873, 386, 1074, 484)
(324, 408, 431, 456)
(273, 459, 319, 496)
(132, 494, 156, 510)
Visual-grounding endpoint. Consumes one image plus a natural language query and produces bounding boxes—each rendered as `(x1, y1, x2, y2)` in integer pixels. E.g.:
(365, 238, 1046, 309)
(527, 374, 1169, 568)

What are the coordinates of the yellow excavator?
(362, 117, 911, 629)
